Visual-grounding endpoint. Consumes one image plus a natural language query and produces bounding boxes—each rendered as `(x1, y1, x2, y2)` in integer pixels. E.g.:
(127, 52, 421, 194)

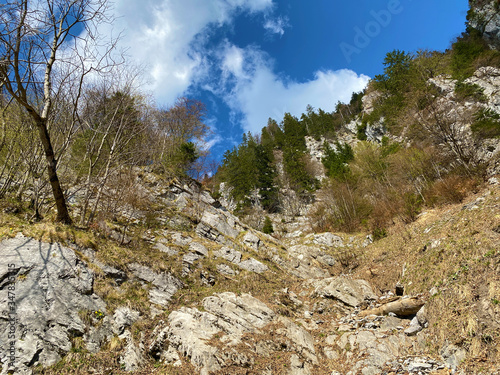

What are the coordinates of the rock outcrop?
(128, 263, 183, 307)
(0, 235, 107, 374)
(313, 277, 377, 307)
(149, 292, 276, 374)
(469, 0, 500, 50)
(196, 211, 241, 243)
(1, 137, 497, 375)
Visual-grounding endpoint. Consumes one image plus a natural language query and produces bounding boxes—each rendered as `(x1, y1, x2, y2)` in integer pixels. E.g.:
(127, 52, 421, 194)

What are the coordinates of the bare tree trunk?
(36, 119, 72, 224)
(359, 297, 425, 317)
(0, 0, 119, 225)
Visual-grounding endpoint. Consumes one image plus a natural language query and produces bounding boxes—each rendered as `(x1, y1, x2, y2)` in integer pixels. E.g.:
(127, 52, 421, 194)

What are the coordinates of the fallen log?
(358, 297, 425, 317)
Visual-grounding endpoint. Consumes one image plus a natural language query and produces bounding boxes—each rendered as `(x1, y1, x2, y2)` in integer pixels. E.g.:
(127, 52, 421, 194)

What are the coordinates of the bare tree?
(416, 98, 478, 173)
(151, 98, 210, 176)
(0, 0, 117, 224)
(74, 82, 150, 225)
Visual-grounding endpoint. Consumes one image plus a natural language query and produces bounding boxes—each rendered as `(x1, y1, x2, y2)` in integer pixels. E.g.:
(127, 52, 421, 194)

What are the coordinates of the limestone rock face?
(365, 119, 386, 143)
(196, 211, 241, 243)
(465, 66, 500, 112)
(430, 67, 500, 115)
(313, 277, 377, 307)
(469, 1, 500, 50)
(0, 236, 106, 374)
(217, 182, 237, 212)
(151, 292, 275, 374)
(362, 89, 383, 115)
(119, 330, 145, 372)
(214, 247, 242, 263)
(113, 307, 140, 335)
(285, 244, 331, 280)
(202, 292, 275, 335)
(242, 232, 261, 250)
(238, 258, 269, 273)
(189, 242, 208, 257)
(213, 247, 268, 274)
(128, 263, 183, 307)
(163, 179, 215, 209)
(305, 232, 344, 248)
(277, 317, 317, 364)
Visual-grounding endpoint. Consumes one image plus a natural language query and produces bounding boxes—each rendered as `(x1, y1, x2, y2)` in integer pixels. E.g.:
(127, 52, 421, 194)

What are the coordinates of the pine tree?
(219, 132, 278, 210)
(262, 216, 274, 234)
(322, 141, 354, 180)
(281, 113, 317, 193)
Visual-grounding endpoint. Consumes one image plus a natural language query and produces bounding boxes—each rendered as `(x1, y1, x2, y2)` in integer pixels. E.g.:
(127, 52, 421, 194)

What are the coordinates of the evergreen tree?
(322, 141, 354, 180)
(255, 143, 278, 211)
(219, 132, 278, 210)
(282, 113, 307, 152)
(262, 216, 274, 234)
(301, 106, 337, 139)
(374, 49, 412, 96)
(281, 113, 317, 193)
(264, 118, 284, 149)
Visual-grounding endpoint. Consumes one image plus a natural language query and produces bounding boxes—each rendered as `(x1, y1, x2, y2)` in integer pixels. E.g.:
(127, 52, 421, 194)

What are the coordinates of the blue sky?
(98, 0, 469, 161)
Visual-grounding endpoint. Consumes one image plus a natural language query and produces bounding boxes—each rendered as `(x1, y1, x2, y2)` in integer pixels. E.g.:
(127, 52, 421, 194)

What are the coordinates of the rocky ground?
(0, 173, 499, 375)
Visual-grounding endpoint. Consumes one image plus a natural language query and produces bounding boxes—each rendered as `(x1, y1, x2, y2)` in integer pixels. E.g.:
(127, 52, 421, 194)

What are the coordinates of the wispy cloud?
(200, 134, 223, 151)
(101, 0, 275, 104)
(92, 1, 369, 141)
(212, 44, 370, 134)
(263, 16, 290, 37)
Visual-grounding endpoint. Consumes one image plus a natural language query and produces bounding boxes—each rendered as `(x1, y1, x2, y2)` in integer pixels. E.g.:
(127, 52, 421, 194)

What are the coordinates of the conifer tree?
(281, 113, 316, 193)
(262, 216, 274, 234)
(322, 141, 354, 180)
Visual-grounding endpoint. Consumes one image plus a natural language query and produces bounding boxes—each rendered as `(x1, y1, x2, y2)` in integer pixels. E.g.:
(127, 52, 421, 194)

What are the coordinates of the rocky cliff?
(469, 0, 500, 49)
(0, 168, 498, 375)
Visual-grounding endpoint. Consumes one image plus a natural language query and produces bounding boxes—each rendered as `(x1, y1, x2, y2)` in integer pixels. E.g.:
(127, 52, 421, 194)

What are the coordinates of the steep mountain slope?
(1, 1, 500, 374)
(0, 170, 498, 374)
(214, 0, 500, 237)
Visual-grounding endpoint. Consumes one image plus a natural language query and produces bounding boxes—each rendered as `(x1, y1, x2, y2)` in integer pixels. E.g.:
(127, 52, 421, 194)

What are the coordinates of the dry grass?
(3, 170, 500, 374)
(351, 183, 500, 372)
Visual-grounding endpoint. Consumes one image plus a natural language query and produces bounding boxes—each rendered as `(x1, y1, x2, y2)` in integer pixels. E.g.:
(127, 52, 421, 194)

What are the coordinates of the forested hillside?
(214, 8, 500, 237)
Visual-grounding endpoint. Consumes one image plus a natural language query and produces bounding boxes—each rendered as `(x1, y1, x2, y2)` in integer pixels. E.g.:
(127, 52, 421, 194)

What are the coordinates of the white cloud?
(88, 1, 369, 142)
(217, 45, 370, 134)
(200, 134, 223, 151)
(221, 44, 246, 78)
(263, 16, 289, 37)
(102, 0, 275, 104)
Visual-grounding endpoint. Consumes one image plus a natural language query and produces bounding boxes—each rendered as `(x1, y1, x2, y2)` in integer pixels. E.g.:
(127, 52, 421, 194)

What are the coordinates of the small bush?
(402, 192, 424, 223)
(322, 141, 354, 180)
(372, 227, 387, 241)
(472, 48, 500, 70)
(262, 216, 274, 234)
(380, 136, 401, 157)
(451, 34, 488, 80)
(312, 180, 372, 233)
(454, 81, 487, 102)
(356, 123, 368, 141)
(471, 108, 500, 138)
(425, 175, 478, 206)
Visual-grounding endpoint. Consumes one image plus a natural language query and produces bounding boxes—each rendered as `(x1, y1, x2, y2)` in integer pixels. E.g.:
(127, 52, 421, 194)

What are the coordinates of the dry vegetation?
(350, 182, 500, 373)
(1, 168, 499, 374)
